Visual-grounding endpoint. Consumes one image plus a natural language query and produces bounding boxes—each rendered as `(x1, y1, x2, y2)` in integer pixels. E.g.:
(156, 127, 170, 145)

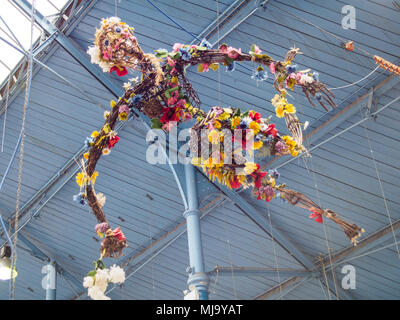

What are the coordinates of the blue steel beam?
(207, 266, 316, 278)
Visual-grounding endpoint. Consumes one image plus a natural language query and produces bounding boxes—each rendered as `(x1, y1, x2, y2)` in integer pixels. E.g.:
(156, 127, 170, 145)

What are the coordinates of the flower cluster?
(191, 106, 288, 190)
(76, 171, 98, 188)
(271, 91, 296, 118)
(83, 260, 125, 300)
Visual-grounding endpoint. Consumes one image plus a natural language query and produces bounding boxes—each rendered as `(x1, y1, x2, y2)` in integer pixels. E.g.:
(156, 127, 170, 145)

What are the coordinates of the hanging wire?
(267, 2, 372, 57)
(145, 0, 201, 42)
(302, 149, 339, 299)
(328, 66, 380, 91)
(9, 0, 36, 300)
(359, 107, 400, 260)
(266, 206, 283, 299)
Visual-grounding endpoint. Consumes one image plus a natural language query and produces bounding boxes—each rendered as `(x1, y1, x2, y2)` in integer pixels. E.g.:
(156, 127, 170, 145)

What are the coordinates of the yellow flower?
(119, 112, 129, 121)
(209, 63, 219, 71)
(214, 121, 222, 129)
(110, 100, 117, 108)
(285, 104, 296, 114)
(208, 129, 220, 144)
(90, 171, 99, 184)
(253, 140, 263, 150)
(102, 124, 111, 134)
(231, 116, 241, 129)
(171, 76, 178, 84)
(76, 172, 86, 187)
(244, 162, 258, 175)
(275, 105, 285, 118)
(218, 112, 230, 121)
(83, 152, 89, 160)
(275, 104, 296, 118)
(287, 78, 296, 90)
(104, 111, 110, 119)
(283, 135, 297, 149)
(291, 149, 299, 157)
(91, 131, 99, 138)
(249, 121, 260, 134)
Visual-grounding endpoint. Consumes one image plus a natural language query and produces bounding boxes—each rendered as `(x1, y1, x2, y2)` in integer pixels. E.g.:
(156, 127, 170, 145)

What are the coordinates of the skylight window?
(0, 0, 70, 84)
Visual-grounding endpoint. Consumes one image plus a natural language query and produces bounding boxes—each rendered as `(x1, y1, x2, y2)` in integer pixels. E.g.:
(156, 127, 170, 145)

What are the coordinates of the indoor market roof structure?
(0, 0, 399, 300)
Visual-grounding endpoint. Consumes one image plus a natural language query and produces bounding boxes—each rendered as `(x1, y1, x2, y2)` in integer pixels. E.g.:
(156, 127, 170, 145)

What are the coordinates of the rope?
(9, 0, 35, 299)
(1, 75, 11, 152)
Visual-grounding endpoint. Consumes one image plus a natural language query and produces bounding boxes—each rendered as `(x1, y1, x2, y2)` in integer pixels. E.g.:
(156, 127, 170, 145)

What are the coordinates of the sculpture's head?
(87, 17, 142, 75)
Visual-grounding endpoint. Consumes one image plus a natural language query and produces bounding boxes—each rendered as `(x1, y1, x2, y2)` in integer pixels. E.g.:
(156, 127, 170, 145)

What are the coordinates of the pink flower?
(269, 63, 276, 74)
(170, 67, 178, 75)
(201, 63, 210, 72)
(219, 44, 228, 54)
(176, 99, 186, 108)
(254, 45, 261, 54)
(173, 43, 185, 52)
(167, 56, 176, 67)
(227, 47, 241, 59)
(102, 50, 110, 60)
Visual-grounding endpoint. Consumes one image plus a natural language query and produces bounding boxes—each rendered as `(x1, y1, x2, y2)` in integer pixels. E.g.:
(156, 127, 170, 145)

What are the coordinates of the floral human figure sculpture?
(82, 17, 364, 263)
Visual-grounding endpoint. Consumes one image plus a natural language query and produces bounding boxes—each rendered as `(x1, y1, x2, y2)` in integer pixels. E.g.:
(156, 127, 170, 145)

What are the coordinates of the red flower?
(107, 136, 119, 149)
(112, 227, 126, 241)
(309, 208, 323, 223)
(249, 111, 261, 123)
(251, 169, 267, 188)
(230, 176, 242, 189)
(110, 66, 128, 77)
(264, 123, 278, 137)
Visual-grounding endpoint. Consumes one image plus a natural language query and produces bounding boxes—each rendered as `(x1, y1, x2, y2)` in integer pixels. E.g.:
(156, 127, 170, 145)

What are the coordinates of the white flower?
(83, 276, 94, 288)
(87, 46, 101, 64)
(95, 268, 109, 286)
(96, 193, 106, 208)
(242, 116, 252, 125)
(95, 280, 108, 293)
(300, 74, 314, 85)
(109, 265, 125, 284)
(106, 17, 121, 24)
(88, 286, 111, 300)
(98, 60, 112, 72)
(260, 122, 268, 132)
(129, 77, 138, 85)
(123, 82, 132, 90)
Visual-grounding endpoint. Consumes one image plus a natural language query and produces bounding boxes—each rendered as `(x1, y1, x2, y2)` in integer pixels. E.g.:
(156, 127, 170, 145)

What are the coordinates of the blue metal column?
(183, 163, 209, 300)
(42, 260, 57, 300)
